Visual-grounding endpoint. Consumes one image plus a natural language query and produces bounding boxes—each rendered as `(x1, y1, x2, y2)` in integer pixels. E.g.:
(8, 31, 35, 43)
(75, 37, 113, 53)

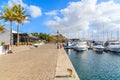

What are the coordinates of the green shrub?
(1, 42, 5, 46)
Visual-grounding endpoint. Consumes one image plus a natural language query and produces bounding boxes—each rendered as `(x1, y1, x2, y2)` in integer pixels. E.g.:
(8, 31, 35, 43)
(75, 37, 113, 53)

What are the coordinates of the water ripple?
(66, 49, 120, 80)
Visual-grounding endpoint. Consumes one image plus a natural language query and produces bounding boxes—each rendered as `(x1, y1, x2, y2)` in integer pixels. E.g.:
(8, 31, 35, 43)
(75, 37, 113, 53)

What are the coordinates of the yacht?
(74, 41, 88, 51)
(93, 41, 104, 53)
(104, 41, 120, 52)
(65, 41, 75, 49)
(87, 40, 94, 49)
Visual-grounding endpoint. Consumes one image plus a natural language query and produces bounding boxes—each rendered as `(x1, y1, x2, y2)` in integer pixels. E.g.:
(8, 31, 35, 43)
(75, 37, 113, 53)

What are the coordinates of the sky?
(1, 0, 120, 40)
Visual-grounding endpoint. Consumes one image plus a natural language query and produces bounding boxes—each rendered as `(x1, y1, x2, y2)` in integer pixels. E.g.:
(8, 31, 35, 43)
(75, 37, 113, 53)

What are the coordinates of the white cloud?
(45, 10, 58, 16)
(45, 0, 120, 39)
(8, 0, 27, 8)
(7, 0, 42, 18)
(29, 5, 42, 18)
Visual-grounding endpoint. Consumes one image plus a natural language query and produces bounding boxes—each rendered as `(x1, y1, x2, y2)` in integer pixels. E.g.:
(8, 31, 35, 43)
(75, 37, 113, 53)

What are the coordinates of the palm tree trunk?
(17, 23, 20, 46)
(10, 21, 13, 50)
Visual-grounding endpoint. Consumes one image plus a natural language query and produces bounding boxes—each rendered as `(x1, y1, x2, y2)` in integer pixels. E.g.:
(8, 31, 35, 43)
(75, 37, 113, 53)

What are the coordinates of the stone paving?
(0, 44, 58, 80)
(55, 48, 80, 80)
(0, 44, 80, 80)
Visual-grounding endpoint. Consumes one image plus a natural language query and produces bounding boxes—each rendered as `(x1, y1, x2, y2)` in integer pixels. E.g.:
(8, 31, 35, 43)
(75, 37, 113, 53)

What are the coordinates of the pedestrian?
(57, 42, 59, 49)
(60, 42, 63, 49)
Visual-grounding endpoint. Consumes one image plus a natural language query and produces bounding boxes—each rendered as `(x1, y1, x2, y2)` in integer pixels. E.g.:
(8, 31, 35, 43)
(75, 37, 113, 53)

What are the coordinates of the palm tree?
(13, 4, 30, 46)
(0, 23, 5, 31)
(0, 6, 16, 49)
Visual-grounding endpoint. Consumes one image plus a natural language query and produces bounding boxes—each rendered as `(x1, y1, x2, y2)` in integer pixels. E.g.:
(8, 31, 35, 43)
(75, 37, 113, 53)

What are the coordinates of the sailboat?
(92, 26, 104, 53)
(104, 41, 120, 52)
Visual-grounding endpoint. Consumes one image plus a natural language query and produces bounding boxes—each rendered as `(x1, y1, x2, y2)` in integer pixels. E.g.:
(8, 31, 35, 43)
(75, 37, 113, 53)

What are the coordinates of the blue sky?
(1, 0, 120, 40)
(0, 0, 80, 34)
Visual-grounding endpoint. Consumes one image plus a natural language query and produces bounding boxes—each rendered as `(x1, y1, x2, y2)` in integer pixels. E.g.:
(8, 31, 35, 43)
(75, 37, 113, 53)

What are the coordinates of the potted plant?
(0, 42, 5, 54)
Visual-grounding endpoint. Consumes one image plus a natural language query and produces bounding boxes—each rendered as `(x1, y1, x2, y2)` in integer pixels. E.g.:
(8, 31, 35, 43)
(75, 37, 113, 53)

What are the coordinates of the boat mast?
(96, 27, 98, 41)
(107, 31, 109, 41)
(117, 29, 119, 41)
(111, 31, 112, 40)
(92, 29, 94, 40)
(103, 25, 104, 42)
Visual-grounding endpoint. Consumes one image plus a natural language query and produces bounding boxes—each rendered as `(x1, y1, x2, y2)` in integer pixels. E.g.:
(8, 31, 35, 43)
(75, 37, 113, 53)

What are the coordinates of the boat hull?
(74, 47, 87, 51)
(108, 48, 120, 53)
(93, 48, 104, 53)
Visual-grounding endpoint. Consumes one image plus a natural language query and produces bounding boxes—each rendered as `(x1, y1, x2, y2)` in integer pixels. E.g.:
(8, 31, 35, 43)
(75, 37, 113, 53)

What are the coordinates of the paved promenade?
(55, 48, 80, 80)
(0, 44, 80, 80)
(0, 44, 58, 80)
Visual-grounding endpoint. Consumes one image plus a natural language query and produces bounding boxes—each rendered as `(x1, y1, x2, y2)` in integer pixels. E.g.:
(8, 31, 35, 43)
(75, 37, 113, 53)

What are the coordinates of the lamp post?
(57, 30, 59, 49)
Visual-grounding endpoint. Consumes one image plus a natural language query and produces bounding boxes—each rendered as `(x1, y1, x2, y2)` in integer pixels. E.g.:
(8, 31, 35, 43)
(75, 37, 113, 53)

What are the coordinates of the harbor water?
(65, 49, 120, 80)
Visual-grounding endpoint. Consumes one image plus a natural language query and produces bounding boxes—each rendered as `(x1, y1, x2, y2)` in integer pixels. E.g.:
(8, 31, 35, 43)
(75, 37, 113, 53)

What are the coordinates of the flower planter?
(0, 46, 5, 54)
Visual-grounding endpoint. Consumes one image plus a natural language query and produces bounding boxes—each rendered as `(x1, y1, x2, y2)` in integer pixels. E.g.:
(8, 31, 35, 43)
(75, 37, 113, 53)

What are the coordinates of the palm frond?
(0, 23, 5, 31)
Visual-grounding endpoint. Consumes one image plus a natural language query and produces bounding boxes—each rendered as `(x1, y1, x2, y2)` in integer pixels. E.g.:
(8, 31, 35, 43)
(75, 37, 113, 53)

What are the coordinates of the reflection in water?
(108, 51, 120, 56)
(66, 49, 72, 55)
(66, 49, 120, 80)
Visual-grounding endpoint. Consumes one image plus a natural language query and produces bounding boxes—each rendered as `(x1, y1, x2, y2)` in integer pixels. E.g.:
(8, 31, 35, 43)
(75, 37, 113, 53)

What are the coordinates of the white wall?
(0, 30, 10, 45)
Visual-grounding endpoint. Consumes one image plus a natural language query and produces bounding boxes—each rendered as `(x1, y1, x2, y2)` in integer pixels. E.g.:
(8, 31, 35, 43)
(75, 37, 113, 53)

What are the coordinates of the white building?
(0, 30, 10, 45)
(0, 30, 39, 46)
